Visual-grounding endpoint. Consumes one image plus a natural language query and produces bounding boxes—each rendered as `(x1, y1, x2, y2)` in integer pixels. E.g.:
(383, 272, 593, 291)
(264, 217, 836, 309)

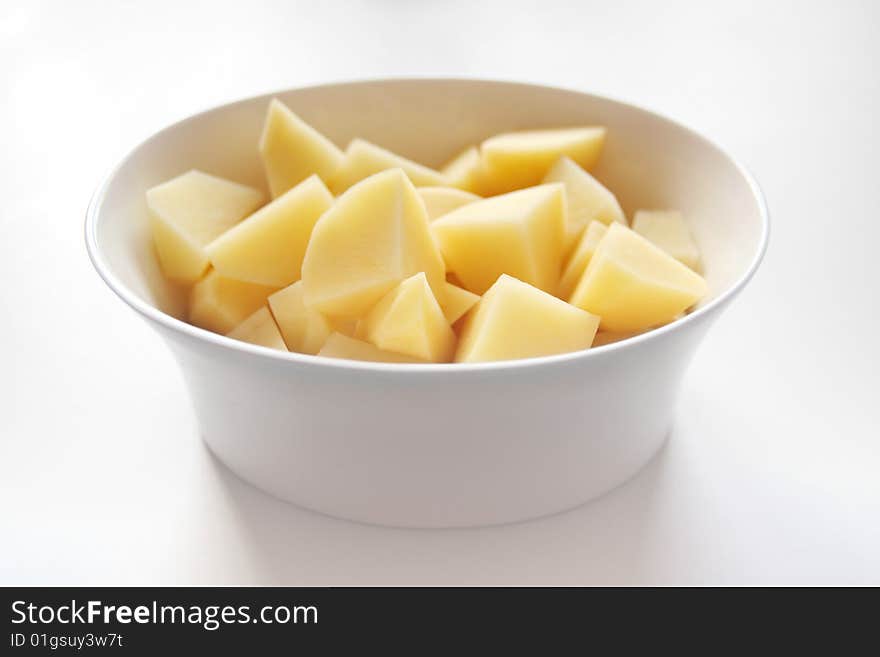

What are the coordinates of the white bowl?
(85, 79, 769, 528)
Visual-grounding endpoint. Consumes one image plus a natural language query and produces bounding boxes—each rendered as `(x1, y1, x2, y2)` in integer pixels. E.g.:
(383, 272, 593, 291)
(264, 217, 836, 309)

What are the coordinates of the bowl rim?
(84, 77, 770, 374)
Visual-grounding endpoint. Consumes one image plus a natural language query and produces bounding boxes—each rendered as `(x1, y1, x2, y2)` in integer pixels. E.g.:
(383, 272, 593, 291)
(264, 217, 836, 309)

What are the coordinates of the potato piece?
(632, 210, 701, 272)
(318, 333, 424, 364)
(329, 316, 358, 338)
(591, 316, 682, 346)
(146, 170, 264, 284)
(259, 98, 344, 198)
(301, 168, 446, 318)
(226, 306, 287, 351)
(481, 127, 606, 194)
(542, 156, 625, 251)
(431, 184, 565, 295)
(446, 271, 465, 287)
(569, 223, 707, 332)
(439, 282, 480, 325)
(417, 186, 480, 221)
(557, 221, 607, 300)
(591, 312, 684, 349)
(189, 270, 279, 334)
(456, 275, 599, 363)
(207, 175, 333, 287)
(329, 139, 446, 194)
(267, 281, 333, 355)
(441, 146, 485, 194)
(591, 329, 646, 347)
(358, 273, 456, 363)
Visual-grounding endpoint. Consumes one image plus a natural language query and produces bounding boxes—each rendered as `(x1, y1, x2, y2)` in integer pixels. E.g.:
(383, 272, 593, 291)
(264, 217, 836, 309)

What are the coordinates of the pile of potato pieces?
(146, 98, 706, 364)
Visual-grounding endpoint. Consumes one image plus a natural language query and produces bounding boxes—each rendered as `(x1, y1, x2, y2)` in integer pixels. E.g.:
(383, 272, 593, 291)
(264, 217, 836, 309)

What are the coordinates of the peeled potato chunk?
(632, 210, 702, 272)
(207, 175, 333, 287)
(226, 306, 287, 351)
(267, 281, 333, 355)
(481, 127, 606, 194)
(358, 273, 456, 363)
(147, 170, 264, 284)
(456, 275, 599, 363)
(591, 329, 646, 347)
(318, 333, 424, 363)
(301, 168, 446, 319)
(259, 98, 344, 198)
(189, 270, 279, 334)
(542, 156, 625, 251)
(417, 186, 480, 221)
(592, 313, 684, 346)
(441, 146, 485, 194)
(431, 184, 565, 295)
(569, 223, 707, 332)
(558, 221, 608, 300)
(329, 139, 446, 194)
(439, 281, 480, 325)
(207, 176, 333, 287)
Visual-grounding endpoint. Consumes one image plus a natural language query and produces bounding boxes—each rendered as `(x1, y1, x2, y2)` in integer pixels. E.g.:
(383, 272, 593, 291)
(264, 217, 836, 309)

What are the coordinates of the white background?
(1, 0, 878, 585)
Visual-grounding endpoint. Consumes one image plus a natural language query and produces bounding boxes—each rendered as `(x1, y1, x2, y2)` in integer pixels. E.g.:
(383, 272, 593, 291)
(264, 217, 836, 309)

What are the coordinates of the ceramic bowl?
(85, 79, 769, 527)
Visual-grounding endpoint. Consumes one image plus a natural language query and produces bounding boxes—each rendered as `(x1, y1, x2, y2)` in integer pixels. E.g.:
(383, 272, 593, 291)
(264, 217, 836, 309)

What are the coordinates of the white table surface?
(2, 0, 878, 586)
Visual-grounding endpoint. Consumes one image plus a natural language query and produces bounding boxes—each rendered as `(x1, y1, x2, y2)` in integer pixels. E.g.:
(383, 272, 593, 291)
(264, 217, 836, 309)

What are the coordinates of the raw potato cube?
(358, 273, 456, 363)
(632, 210, 701, 272)
(591, 315, 681, 346)
(417, 186, 480, 221)
(446, 271, 466, 287)
(329, 139, 446, 194)
(569, 223, 707, 332)
(456, 275, 599, 363)
(542, 156, 625, 251)
(557, 221, 608, 300)
(318, 333, 424, 363)
(592, 313, 684, 348)
(226, 306, 287, 351)
(267, 281, 333, 355)
(206, 175, 333, 287)
(441, 146, 485, 194)
(301, 169, 446, 318)
(431, 184, 565, 295)
(259, 99, 344, 198)
(189, 270, 279, 334)
(591, 329, 646, 347)
(147, 170, 264, 284)
(331, 316, 359, 338)
(439, 282, 480, 325)
(481, 127, 606, 194)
